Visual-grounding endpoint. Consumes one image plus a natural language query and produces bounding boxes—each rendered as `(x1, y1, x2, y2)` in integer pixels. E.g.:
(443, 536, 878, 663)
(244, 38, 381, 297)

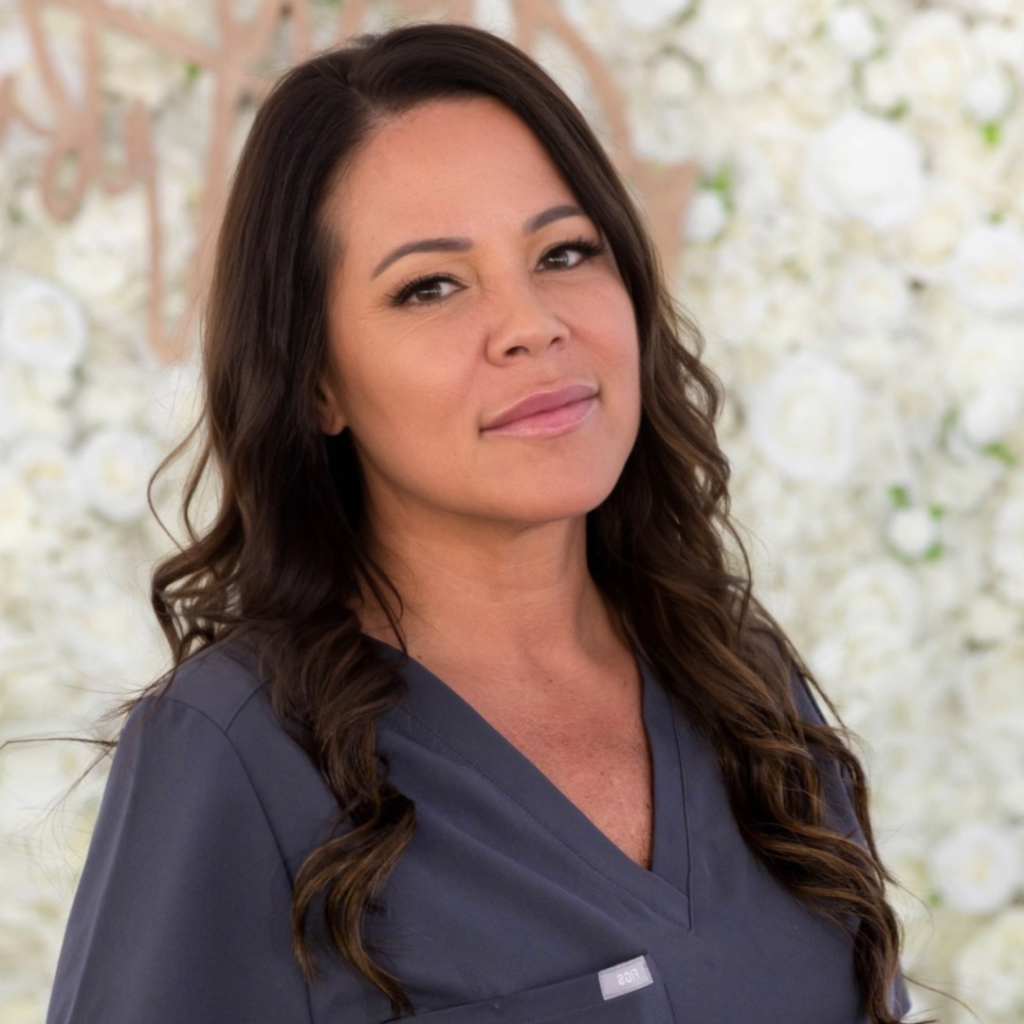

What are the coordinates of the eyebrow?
(369, 204, 587, 279)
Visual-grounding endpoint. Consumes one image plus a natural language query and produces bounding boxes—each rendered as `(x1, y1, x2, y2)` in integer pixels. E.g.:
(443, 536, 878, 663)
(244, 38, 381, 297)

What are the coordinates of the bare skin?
(317, 97, 652, 868)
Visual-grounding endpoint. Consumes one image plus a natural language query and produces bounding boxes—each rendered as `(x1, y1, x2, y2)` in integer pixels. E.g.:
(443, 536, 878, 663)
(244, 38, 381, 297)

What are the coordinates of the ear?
(315, 374, 347, 436)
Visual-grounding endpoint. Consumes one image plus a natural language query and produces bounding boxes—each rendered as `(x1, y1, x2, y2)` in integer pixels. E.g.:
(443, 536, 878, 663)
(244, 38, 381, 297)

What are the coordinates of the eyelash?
(386, 236, 607, 308)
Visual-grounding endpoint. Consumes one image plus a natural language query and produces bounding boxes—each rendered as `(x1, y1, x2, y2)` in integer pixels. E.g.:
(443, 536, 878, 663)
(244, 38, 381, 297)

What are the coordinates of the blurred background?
(1, 1, 1023, 1021)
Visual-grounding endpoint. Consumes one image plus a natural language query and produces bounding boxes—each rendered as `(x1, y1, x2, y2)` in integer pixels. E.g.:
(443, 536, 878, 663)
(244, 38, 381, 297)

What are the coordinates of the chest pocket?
(395, 952, 673, 1023)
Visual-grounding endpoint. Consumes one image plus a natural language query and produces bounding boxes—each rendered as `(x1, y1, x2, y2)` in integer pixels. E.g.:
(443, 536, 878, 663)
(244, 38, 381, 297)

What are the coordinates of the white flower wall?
(1, 1, 1022, 1021)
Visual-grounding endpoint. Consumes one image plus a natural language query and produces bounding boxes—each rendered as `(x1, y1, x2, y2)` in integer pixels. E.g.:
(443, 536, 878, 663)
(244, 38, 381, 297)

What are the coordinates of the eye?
(539, 236, 607, 271)
(389, 274, 462, 307)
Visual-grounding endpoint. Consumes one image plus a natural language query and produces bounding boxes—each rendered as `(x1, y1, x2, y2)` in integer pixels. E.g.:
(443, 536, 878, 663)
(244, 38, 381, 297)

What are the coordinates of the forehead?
(325, 96, 579, 252)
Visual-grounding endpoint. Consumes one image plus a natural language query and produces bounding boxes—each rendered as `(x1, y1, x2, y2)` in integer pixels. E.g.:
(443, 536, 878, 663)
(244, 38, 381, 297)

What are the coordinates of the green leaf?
(888, 485, 912, 509)
(923, 542, 944, 562)
(982, 121, 1001, 147)
(982, 441, 1016, 466)
(185, 61, 201, 83)
(928, 504, 946, 520)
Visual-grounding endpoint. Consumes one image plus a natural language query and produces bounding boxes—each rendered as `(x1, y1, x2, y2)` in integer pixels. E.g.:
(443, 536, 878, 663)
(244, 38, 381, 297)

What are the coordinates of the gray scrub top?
(47, 637, 911, 1023)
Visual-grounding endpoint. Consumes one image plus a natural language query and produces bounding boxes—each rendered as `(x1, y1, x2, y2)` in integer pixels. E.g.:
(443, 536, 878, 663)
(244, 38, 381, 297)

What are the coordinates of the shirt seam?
(161, 694, 316, 1024)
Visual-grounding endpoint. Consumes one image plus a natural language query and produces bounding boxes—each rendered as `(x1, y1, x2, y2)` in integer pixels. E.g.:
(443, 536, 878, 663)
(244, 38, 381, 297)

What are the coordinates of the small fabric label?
(598, 955, 653, 1001)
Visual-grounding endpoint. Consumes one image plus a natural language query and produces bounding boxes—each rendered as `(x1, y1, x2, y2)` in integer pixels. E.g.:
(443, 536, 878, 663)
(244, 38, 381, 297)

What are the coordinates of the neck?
(356, 503, 624, 678)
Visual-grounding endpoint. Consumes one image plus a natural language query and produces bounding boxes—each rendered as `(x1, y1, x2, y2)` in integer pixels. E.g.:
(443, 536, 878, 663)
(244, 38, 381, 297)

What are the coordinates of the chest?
(480, 705, 654, 870)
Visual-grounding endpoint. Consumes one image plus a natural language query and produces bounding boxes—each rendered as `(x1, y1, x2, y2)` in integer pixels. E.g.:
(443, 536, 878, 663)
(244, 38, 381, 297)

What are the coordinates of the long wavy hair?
(97, 22, 920, 1023)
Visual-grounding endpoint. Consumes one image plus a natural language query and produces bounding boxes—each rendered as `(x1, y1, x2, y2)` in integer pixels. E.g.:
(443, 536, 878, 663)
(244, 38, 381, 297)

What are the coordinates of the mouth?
(480, 394, 598, 438)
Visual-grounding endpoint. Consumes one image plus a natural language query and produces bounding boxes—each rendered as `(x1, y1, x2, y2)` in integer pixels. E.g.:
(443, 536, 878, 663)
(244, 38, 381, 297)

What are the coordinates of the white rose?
(960, 385, 1021, 446)
(971, 18, 1024, 67)
(54, 190, 148, 307)
(931, 821, 1023, 914)
(100, 31, 187, 106)
(884, 506, 940, 559)
(828, 560, 924, 636)
(946, 222, 1024, 316)
(960, 638, 1024, 734)
(683, 189, 729, 243)
(707, 37, 776, 95)
(964, 63, 1015, 122)
(877, 833, 935, 929)
(992, 496, 1024, 606)
(472, 0, 515, 36)
(944, 320, 1024, 398)
(858, 56, 908, 113)
(963, 594, 1020, 647)
(649, 54, 697, 104)
(75, 428, 155, 523)
(614, 0, 692, 31)
(802, 111, 925, 230)
(827, 6, 879, 61)
(893, 9, 972, 113)
(0, 470, 33, 552)
(894, 181, 981, 284)
(954, 907, 1024, 1020)
(10, 438, 85, 523)
(835, 255, 911, 332)
(747, 354, 863, 483)
(0, 273, 87, 372)
(146, 355, 203, 442)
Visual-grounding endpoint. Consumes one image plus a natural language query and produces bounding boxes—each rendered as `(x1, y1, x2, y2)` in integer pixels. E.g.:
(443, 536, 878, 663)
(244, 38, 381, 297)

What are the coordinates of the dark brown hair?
(105, 22, 919, 1022)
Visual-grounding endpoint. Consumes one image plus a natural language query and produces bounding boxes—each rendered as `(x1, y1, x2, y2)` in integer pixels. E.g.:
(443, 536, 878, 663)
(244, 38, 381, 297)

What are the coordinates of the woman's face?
(318, 96, 641, 534)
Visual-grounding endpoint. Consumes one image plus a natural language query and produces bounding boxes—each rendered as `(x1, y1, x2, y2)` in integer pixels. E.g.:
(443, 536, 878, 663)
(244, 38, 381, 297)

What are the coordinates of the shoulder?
(122, 640, 342, 868)
(150, 638, 267, 730)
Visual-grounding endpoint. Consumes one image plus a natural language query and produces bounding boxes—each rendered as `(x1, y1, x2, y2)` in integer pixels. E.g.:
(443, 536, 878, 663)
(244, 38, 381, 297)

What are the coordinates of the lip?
(481, 383, 599, 431)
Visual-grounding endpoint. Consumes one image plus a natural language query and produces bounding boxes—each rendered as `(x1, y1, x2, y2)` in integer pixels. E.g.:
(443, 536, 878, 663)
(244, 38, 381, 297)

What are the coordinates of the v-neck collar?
(367, 635, 692, 932)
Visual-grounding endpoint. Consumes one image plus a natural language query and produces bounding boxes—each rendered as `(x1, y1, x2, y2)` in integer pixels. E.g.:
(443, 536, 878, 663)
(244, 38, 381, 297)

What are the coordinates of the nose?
(484, 271, 568, 363)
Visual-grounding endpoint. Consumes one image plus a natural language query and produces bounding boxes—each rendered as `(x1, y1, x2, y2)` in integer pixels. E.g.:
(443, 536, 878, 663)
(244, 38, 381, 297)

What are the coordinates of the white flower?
(613, 0, 692, 31)
(963, 594, 1020, 647)
(748, 354, 863, 483)
(649, 54, 697, 104)
(10, 438, 84, 523)
(75, 428, 155, 523)
(960, 385, 1021, 446)
(946, 222, 1024, 316)
(0, 470, 33, 552)
(54, 190, 148, 307)
(931, 822, 1023, 914)
(683, 189, 729, 243)
(707, 37, 776, 96)
(858, 55, 908, 112)
(894, 182, 981, 284)
(472, 0, 516, 37)
(944, 320, 1024, 398)
(146, 355, 203, 442)
(821, 560, 925, 644)
(100, 31, 187, 107)
(885, 506, 939, 559)
(991, 496, 1024, 606)
(827, 6, 879, 61)
(964, 63, 1015, 122)
(0, 274, 87, 372)
(835, 255, 911, 332)
(954, 907, 1024, 1020)
(960, 637, 1024, 733)
(892, 9, 972, 114)
(801, 111, 925, 230)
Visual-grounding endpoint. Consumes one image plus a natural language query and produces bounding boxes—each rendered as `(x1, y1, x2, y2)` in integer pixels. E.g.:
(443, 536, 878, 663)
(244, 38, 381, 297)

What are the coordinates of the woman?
(47, 22, 916, 1024)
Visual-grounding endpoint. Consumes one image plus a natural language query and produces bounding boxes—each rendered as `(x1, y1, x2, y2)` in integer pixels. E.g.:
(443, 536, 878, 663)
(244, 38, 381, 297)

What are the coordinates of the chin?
(478, 472, 623, 525)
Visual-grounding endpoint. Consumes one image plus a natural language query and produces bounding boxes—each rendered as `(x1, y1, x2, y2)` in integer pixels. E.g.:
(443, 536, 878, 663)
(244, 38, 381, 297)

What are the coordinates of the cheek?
(337, 330, 479, 482)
